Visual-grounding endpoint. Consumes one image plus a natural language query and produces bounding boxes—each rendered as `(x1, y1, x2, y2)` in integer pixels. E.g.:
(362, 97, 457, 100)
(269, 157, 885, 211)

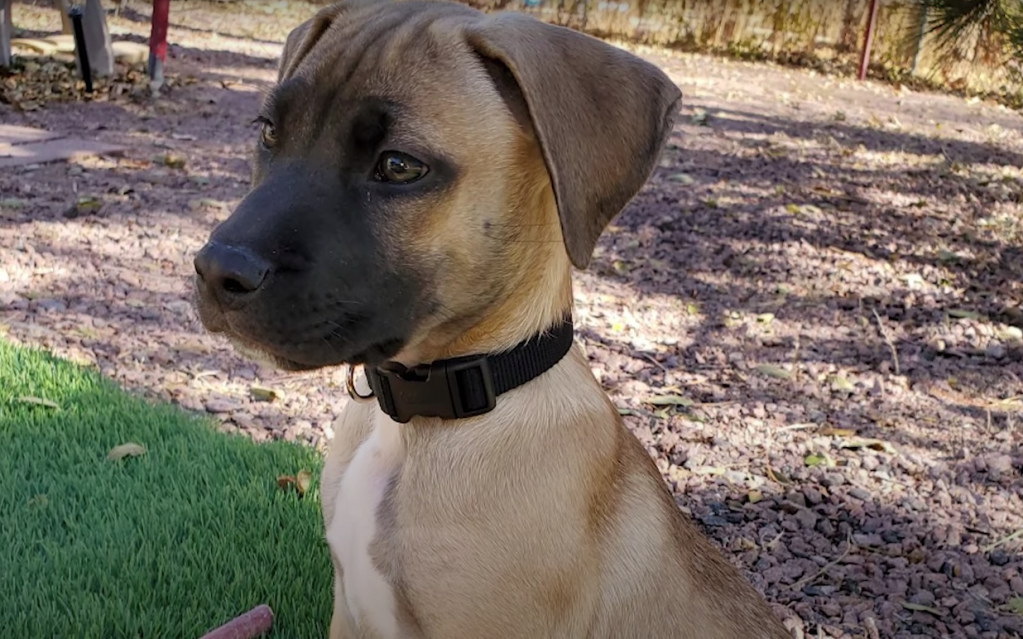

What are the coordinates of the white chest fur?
(326, 413, 405, 639)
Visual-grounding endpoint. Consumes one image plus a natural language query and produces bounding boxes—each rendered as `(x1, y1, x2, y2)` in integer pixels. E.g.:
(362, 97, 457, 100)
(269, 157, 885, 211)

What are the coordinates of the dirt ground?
(2, 2, 1022, 638)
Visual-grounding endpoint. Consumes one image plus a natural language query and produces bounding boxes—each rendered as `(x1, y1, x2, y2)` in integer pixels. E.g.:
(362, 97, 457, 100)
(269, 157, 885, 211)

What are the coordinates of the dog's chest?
(326, 416, 405, 639)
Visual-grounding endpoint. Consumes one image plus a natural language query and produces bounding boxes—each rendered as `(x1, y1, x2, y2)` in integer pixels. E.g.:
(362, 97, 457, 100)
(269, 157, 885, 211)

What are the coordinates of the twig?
(871, 308, 900, 375)
(790, 533, 855, 591)
(199, 605, 273, 639)
(982, 527, 1023, 553)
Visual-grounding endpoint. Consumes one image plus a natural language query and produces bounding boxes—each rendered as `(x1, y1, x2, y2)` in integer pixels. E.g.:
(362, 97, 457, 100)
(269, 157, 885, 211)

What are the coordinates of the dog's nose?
(194, 242, 271, 298)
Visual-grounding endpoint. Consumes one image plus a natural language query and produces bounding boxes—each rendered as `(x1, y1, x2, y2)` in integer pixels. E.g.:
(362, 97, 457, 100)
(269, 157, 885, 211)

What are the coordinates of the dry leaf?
(901, 602, 944, 616)
(296, 469, 312, 497)
(644, 395, 694, 408)
(747, 490, 763, 504)
(1003, 597, 1023, 615)
(829, 375, 855, 392)
(804, 452, 835, 468)
(692, 466, 726, 476)
(836, 437, 897, 455)
(250, 386, 281, 402)
(107, 442, 146, 461)
(756, 364, 793, 380)
(276, 475, 296, 490)
(947, 308, 983, 320)
(820, 426, 857, 437)
(16, 395, 60, 409)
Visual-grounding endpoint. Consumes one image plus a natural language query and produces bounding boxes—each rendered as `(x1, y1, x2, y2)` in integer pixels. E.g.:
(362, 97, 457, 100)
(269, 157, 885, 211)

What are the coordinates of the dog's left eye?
(375, 152, 429, 185)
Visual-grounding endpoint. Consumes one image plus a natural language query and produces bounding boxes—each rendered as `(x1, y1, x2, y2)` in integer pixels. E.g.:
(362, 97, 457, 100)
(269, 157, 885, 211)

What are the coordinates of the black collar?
(365, 317, 575, 424)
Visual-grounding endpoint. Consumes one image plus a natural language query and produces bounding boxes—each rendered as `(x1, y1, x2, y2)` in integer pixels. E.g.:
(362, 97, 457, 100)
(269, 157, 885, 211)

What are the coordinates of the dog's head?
(192, 0, 681, 370)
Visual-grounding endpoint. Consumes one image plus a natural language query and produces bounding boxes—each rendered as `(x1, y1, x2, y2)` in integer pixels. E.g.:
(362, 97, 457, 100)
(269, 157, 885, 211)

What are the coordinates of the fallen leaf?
(692, 466, 726, 475)
(250, 386, 281, 402)
(785, 203, 800, 214)
(643, 394, 694, 407)
(765, 464, 790, 484)
(820, 426, 857, 437)
(26, 494, 48, 509)
(804, 452, 836, 468)
(755, 313, 775, 324)
(901, 602, 944, 617)
(162, 153, 187, 169)
(1003, 597, 1023, 615)
(755, 364, 793, 380)
(670, 173, 695, 185)
(64, 195, 102, 219)
(296, 469, 312, 497)
(276, 475, 296, 490)
(747, 490, 763, 504)
(836, 437, 898, 454)
(107, 442, 146, 461)
(947, 308, 984, 320)
(16, 395, 60, 409)
(828, 375, 855, 392)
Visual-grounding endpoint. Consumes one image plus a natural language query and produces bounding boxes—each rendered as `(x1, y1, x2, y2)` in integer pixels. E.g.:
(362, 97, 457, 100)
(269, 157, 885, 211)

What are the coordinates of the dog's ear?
(278, 4, 346, 82)
(465, 13, 682, 269)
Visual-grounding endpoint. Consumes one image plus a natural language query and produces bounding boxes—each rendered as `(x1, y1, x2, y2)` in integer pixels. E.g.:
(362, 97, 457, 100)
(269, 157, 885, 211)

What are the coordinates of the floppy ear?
(465, 13, 682, 269)
(277, 4, 346, 82)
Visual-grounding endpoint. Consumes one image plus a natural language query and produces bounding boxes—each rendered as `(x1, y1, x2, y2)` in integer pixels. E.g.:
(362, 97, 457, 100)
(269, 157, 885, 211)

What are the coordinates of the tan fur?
(269, 1, 792, 637)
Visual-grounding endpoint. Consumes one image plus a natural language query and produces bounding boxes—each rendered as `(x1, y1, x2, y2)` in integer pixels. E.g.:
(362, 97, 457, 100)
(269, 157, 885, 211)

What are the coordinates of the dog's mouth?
(191, 276, 407, 371)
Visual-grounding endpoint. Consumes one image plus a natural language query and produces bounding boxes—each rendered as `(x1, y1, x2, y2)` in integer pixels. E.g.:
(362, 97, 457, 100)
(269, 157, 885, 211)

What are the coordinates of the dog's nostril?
(222, 278, 250, 294)
(194, 241, 271, 297)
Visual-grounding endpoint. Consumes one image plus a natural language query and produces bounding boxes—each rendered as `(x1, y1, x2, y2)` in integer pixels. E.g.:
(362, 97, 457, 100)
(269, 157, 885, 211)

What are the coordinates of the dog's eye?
(256, 118, 277, 149)
(375, 152, 428, 184)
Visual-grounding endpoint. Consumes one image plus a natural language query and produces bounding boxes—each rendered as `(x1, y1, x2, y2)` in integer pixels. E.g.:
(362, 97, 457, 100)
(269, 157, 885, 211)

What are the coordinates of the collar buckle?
(373, 356, 496, 424)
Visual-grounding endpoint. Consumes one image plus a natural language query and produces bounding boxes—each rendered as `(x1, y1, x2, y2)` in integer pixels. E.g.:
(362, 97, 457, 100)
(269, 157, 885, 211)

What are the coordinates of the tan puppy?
(192, 0, 791, 637)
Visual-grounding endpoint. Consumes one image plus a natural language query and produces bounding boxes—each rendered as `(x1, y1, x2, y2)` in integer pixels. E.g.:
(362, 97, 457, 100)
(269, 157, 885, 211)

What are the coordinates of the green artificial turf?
(0, 339, 333, 638)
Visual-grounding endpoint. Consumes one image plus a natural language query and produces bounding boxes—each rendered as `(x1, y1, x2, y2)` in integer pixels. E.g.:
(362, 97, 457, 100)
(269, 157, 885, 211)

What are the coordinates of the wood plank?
(0, 124, 64, 145)
(0, 137, 125, 168)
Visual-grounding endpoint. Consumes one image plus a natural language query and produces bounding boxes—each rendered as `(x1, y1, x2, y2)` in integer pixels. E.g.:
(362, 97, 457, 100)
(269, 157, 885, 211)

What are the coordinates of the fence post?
(148, 0, 170, 90)
(0, 0, 12, 68)
(910, 5, 927, 75)
(857, 0, 879, 80)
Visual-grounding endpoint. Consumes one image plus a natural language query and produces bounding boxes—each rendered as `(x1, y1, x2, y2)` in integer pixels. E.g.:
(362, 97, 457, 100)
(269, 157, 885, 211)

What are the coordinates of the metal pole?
(68, 5, 93, 93)
(148, 0, 171, 91)
(857, 0, 880, 81)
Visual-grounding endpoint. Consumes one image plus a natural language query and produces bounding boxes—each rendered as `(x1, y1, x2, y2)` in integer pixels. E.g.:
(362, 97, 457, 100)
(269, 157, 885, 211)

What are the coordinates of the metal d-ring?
(345, 364, 375, 403)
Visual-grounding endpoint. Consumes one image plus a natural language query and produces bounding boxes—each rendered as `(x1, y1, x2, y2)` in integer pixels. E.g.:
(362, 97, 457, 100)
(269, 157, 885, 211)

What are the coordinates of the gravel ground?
(2, 2, 1022, 638)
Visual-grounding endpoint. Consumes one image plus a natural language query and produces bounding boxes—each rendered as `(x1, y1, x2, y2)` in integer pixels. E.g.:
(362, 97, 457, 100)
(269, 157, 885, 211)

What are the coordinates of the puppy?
(193, 1, 791, 637)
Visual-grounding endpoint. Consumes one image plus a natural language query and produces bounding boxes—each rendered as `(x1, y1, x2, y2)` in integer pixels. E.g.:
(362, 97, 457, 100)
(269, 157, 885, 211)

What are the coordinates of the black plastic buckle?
(374, 356, 496, 423)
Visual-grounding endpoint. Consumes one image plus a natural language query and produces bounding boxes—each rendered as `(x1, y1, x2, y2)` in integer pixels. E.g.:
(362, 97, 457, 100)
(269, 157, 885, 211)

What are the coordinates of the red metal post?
(857, 0, 879, 81)
(148, 0, 171, 88)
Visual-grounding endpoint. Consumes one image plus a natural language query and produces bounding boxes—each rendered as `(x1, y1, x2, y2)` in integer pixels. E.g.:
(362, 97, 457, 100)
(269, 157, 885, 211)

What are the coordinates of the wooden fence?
(457, 0, 1020, 95)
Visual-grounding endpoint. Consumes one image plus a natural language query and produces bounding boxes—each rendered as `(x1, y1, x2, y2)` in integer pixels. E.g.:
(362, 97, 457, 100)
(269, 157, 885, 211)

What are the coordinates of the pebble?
(985, 454, 1014, 475)
(795, 508, 819, 530)
(1011, 576, 1023, 594)
(989, 549, 1009, 566)
(820, 472, 845, 487)
(849, 487, 872, 501)
(985, 342, 1007, 359)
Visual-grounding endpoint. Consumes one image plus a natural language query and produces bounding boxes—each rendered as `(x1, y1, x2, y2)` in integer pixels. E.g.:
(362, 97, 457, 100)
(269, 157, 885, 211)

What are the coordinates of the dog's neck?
(395, 252, 574, 369)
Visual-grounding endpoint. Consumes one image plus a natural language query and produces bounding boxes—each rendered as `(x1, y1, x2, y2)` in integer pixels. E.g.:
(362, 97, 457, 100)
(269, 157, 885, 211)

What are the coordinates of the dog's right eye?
(375, 152, 429, 185)
(254, 117, 277, 149)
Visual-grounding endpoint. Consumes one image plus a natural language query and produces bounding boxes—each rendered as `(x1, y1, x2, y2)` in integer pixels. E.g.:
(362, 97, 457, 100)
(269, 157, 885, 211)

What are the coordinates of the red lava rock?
(2, 12, 1021, 638)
